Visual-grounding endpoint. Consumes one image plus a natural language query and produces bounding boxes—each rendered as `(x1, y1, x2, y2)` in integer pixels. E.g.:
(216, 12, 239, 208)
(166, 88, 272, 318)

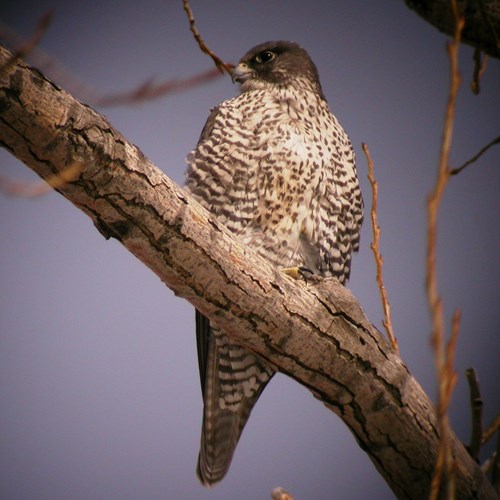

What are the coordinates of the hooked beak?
(231, 63, 253, 84)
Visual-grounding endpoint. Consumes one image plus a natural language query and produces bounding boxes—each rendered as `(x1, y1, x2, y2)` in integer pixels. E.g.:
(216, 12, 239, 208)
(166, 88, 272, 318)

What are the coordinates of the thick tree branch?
(0, 45, 496, 499)
(404, 0, 500, 59)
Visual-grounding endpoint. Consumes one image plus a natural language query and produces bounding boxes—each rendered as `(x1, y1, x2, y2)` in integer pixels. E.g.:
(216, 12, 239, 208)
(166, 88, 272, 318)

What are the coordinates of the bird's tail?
(195, 311, 275, 486)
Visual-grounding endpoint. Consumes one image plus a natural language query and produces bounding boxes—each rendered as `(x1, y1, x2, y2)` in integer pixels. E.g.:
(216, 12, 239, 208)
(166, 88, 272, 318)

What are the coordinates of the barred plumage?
(185, 41, 363, 486)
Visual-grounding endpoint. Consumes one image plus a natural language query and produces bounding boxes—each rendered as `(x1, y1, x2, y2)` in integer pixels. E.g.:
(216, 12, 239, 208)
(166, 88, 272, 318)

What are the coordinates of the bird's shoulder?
(198, 84, 329, 138)
(198, 90, 275, 136)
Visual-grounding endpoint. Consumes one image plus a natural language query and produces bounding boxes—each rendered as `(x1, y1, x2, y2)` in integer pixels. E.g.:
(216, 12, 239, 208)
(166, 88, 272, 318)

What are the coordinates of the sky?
(0, 1, 499, 499)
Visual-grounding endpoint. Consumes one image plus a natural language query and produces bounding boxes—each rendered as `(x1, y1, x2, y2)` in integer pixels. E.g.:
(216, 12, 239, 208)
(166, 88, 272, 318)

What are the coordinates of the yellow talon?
(281, 267, 302, 279)
(281, 266, 314, 280)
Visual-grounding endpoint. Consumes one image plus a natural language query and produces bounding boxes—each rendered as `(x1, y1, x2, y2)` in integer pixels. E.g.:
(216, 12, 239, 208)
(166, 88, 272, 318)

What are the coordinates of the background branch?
(493, 432, 500, 492)
(466, 368, 484, 461)
(0, 161, 83, 197)
(471, 48, 489, 94)
(94, 68, 222, 106)
(0, 15, 222, 107)
(483, 416, 500, 446)
(450, 135, 500, 175)
(0, 11, 52, 73)
(426, 3, 464, 497)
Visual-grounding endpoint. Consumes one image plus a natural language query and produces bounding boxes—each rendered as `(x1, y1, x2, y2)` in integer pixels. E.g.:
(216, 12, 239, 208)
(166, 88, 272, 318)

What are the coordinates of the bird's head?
(232, 41, 323, 94)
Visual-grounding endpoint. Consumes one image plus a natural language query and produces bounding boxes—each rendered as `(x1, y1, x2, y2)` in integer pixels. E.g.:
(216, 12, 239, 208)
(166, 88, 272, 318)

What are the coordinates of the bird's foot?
(281, 266, 314, 281)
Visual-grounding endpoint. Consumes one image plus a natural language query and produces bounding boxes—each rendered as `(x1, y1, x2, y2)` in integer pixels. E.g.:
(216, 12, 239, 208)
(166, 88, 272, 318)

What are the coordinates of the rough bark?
(405, 0, 500, 59)
(0, 45, 496, 499)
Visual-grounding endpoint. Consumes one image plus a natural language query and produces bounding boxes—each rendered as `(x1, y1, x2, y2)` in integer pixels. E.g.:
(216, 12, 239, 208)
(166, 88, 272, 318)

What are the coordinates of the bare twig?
(0, 11, 53, 74)
(0, 21, 104, 100)
(450, 135, 500, 176)
(480, 415, 500, 491)
(0, 162, 83, 197)
(182, 0, 233, 75)
(1, 17, 222, 107)
(95, 68, 222, 106)
(493, 431, 500, 492)
(466, 368, 484, 461)
(427, 1, 464, 498)
(362, 143, 398, 352)
(470, 48, 489, 95)
(482, 453, 495, 474)
(271, 487, 294, 500)
(483, 415, 500, 446)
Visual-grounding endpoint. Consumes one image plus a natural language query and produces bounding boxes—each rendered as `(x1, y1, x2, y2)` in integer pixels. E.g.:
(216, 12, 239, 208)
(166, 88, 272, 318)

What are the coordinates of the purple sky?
(1, 1, 499, 498)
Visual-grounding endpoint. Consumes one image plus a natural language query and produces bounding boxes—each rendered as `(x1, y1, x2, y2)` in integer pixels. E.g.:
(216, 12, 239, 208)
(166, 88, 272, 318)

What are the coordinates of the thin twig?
(482, 453, 495, 474)
(182, 0, 233, 75)
(445, 310, 460, 498)
(493, 430, 500, 492)
(0, 162, 83, 197)
(477, 405, 499, 490)
(483, 415, 500, 446)
(0, 11, 53, 74)
(1, 17, 222, 107)
(470, 48, 489, 95)
(427, 1, 464, 498)
(271, 487, 294, 500)
(466, 368, 484, 461)
(362, 143, 398, 352)
(450, 135, 500, 175)
(95, 68, 222, 106)
(0, 20, 104, 100)
(446, 311, 460, 399)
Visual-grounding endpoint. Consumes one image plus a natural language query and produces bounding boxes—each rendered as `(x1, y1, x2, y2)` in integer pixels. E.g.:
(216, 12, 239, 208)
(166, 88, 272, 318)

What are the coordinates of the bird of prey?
(185, 40, 363, 486)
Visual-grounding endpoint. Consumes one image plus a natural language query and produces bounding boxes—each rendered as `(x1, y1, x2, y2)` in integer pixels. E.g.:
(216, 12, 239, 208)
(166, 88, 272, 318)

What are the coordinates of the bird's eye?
(255, 51, 275, 64)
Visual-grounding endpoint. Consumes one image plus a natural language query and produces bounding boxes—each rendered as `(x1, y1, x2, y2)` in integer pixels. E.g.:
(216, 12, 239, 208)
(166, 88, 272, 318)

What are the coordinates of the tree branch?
(471, 48, 489, 95)
(0, 44, 496, 499)
(426, 3, 464, 496)
(0, 16, 222, 108)
(483, 416, 500, 446)
(449, 134, 500, 176)
(493, 431, 500, 493)
(465, 368, 484, 461)
(0, 10, 53, 73)
(404, 0, 500, 59)
(182, 0, 233, 74)
(362, 143, 398, 353)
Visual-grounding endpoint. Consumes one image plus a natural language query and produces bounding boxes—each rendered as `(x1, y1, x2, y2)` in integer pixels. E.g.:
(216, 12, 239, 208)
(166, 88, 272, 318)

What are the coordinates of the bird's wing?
(300, 127, 363, 283)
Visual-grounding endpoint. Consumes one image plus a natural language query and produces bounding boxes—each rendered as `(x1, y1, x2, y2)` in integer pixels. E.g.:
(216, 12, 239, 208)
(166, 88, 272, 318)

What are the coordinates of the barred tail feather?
(195, 311, 275, 486)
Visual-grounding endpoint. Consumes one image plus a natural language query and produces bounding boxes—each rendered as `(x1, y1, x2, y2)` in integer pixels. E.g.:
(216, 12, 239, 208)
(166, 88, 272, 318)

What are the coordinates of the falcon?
(185, 40, 363, 486)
